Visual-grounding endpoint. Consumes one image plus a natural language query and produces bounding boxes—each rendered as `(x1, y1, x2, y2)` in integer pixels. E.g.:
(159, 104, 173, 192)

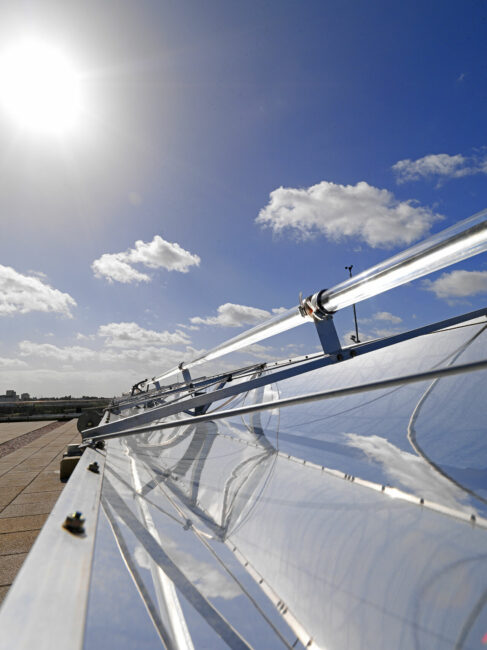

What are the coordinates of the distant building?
(5, 390, 17, 400)
(21, 393, 30, 401)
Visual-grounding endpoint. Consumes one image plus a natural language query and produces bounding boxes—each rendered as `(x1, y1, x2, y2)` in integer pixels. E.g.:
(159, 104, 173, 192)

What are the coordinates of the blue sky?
(0, 0, 486, 396)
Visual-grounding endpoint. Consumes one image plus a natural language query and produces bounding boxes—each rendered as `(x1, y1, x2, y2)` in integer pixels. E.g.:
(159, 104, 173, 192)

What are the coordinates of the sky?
(0, 0, 486, 397)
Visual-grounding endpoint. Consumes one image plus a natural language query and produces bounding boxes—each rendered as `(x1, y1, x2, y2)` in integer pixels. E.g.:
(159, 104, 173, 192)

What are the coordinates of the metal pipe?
(86, 357, 487, 444)
(152, 208, 487, 386)
(312, 208, 487, 314)
(152, 308, 303, 383)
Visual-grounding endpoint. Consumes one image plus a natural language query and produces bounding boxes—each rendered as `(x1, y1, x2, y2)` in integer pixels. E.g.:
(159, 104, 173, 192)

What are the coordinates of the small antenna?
(345, 265, 360, 344)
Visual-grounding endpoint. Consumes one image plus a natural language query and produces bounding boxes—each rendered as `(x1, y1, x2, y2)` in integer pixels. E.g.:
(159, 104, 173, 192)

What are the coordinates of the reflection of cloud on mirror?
(162, 537, 240, 600)
(134, 544, 151, 571)
(345, 433, 472, 513)
(263, 384, 279, 415)
(135, 535, 239, 598)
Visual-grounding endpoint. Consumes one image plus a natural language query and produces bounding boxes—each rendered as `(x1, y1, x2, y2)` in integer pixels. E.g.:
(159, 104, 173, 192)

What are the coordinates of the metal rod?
(84, 357, 487, 444)
(345, 265, 360, 343)
(151, 209, 487, 386)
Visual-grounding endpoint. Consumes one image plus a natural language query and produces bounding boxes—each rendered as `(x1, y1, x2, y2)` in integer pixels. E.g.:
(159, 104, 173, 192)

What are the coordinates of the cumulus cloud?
(344, 311, 403, 344)
(97, 322, 190, 347)
(0, 264, 76, 317)
(76, 333, 96, 341)
(177, 323, 200, 331)
(92, 235, 201, 284)
(190, 303, 286, 328)
(92, 254, 151, 284)
(17, 340, 195, 374)
(100, 346, 178, 365)
(256, 181, 441, 248)
(423, 269, 487, 300)
(392, 152, 487, 184)
(0, 357, 28, 368)
(373, 311, 402, 324)
(19, 341, 96, 362)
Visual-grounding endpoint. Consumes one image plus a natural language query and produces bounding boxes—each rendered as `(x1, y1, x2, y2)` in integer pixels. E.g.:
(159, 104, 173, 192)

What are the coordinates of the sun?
(0, 37, 81, 135)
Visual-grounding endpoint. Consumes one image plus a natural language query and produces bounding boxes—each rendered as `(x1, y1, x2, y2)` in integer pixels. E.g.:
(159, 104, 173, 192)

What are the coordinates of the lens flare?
(0, 37, 81, 135)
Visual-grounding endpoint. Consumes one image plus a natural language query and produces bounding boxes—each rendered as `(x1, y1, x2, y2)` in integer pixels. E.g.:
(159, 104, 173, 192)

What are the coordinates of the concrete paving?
(0, 420, 80, 604)
(0, 421, 55, 445)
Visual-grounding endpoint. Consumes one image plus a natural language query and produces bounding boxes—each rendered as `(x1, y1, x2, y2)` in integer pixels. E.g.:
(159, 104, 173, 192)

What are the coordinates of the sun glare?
(0, 38, 81, 135)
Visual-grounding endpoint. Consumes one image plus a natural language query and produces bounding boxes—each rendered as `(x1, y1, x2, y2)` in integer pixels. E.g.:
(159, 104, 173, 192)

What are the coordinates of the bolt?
(88, 461, 100, 474)
(63, 511, 85, 534)
(95, 440, 105, 450)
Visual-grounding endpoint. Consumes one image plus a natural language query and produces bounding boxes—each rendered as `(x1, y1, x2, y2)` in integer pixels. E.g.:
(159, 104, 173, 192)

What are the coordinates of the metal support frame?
(82, 306, 487, 443)
(114, 363, 263, 413)
(83, 356, 487, 444)
(313, 315, 342, 355)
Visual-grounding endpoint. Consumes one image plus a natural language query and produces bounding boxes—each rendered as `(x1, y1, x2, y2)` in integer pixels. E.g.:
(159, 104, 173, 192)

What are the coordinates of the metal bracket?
(313, 315, 342, 355)
(179, 363, 193, 386)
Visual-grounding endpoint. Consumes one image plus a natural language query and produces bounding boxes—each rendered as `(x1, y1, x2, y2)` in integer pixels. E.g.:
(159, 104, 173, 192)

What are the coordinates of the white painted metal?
(0, 447, 105, 650)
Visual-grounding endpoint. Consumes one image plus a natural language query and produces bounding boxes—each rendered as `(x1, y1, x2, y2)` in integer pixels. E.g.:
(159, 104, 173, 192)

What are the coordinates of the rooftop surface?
(0, 420, 80, 604)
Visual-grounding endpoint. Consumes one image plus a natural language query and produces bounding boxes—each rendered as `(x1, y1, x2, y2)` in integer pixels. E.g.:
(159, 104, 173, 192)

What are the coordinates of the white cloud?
(392, 152, 487, 183)
(373, 311, 402, 324)
(0, 357, 28, 368)
(190, 303, 286, 328)
(101, 346, 174, 365)
(423, 269, 487, 300)
(0, 264, 76, 318)
(256, 181, 441, 248)
(92, 235, 200, 284)
(76, 332, 96, 341)
(243, 343, 276, 359)
(128, 236, 200, 272)
(177, 323, 200, 331)
(344, 311, 403, 343)
(271, 306, 289, 316)
(19, 341, 96, 362)
(92, 253, 151, 284)
(97, 322, 190, 347)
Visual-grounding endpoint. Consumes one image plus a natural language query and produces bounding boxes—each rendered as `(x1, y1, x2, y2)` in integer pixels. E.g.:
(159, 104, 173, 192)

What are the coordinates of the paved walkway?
(0, 420, 80, 604)
(0, 421, 55, 445)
